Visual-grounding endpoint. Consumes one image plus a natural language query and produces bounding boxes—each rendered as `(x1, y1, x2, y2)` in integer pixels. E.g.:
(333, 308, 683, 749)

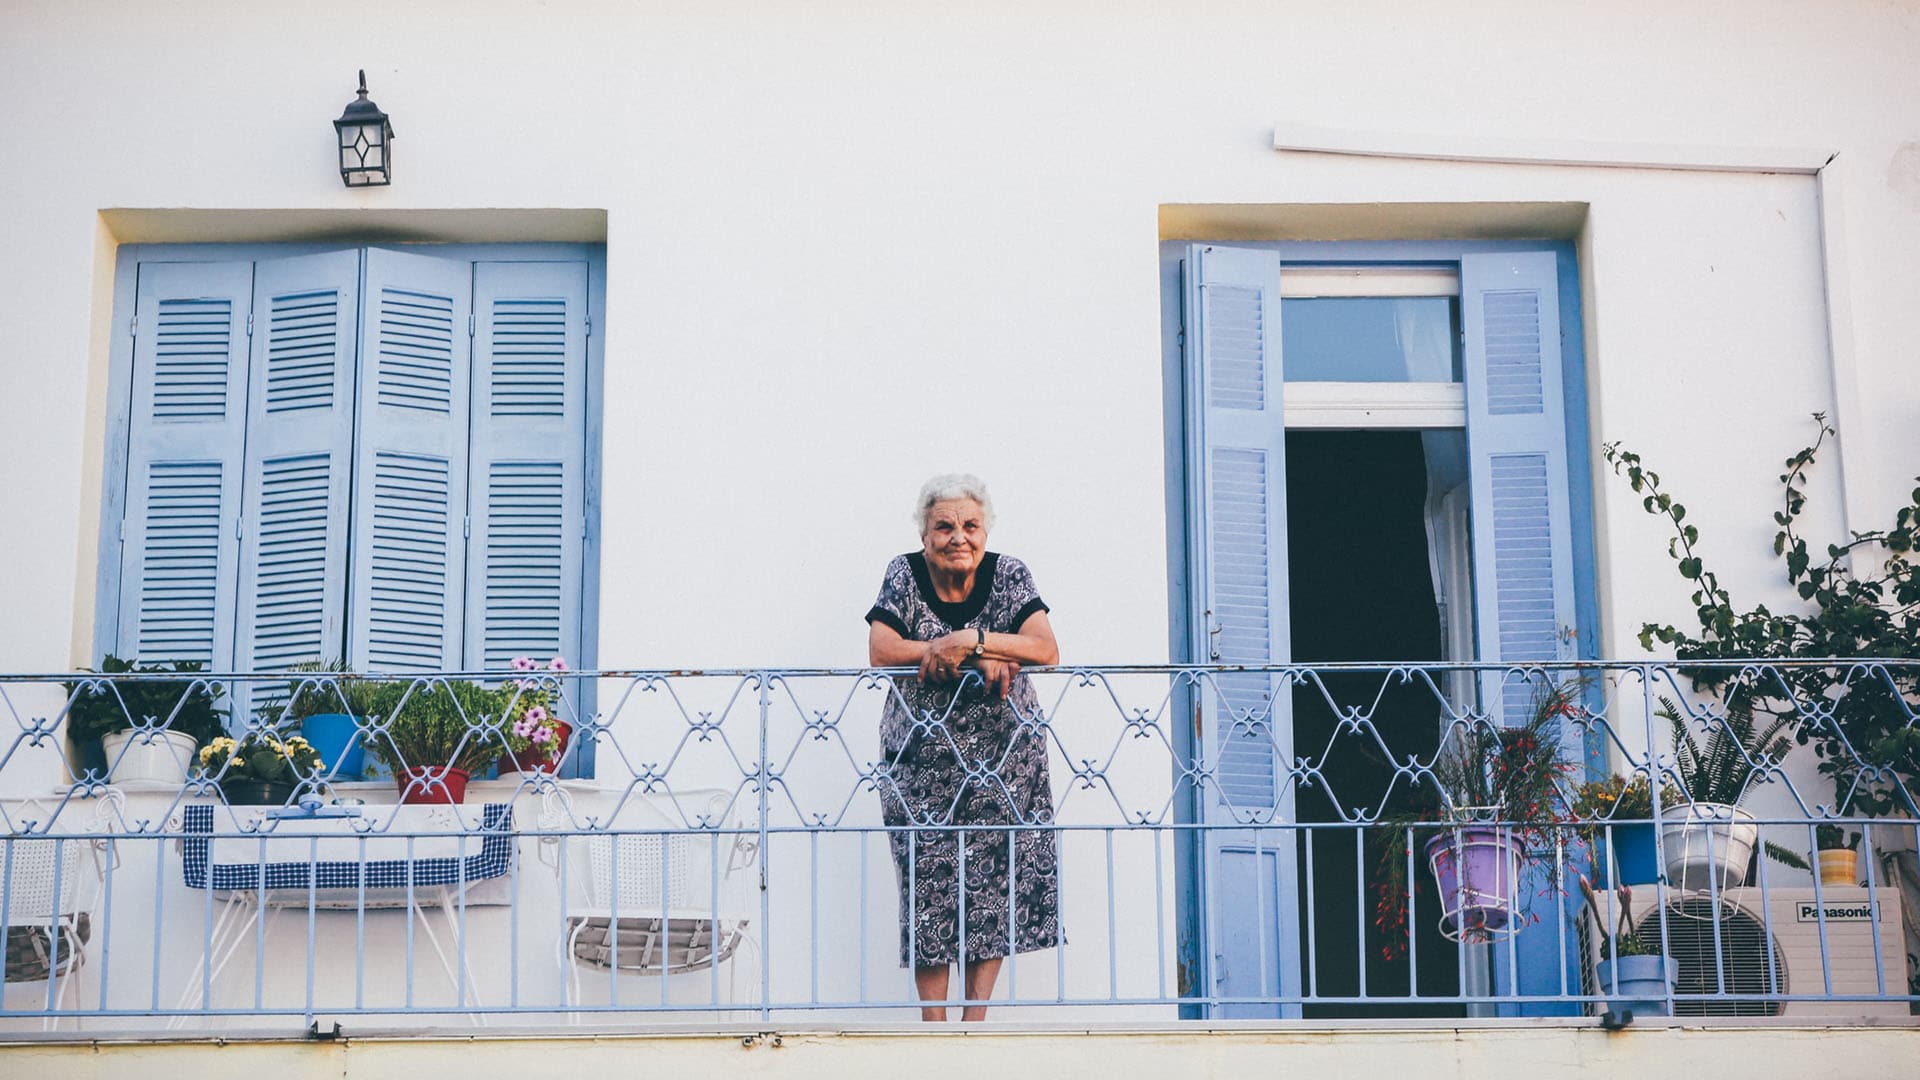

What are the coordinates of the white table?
(172, 801, 514, 1023)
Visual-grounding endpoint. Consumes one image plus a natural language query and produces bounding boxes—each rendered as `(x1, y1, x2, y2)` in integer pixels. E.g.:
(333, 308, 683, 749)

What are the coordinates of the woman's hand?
(976, 658, 1020, 699)
(917, 630, 977, 683)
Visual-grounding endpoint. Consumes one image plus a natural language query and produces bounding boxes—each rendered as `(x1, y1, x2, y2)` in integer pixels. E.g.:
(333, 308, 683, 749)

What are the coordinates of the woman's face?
(921, 498, 988, 578)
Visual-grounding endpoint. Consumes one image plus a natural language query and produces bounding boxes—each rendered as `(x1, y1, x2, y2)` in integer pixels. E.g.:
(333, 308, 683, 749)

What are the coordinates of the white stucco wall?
(0, 0, 1914, 680)
(0, 0, 1916, 1024)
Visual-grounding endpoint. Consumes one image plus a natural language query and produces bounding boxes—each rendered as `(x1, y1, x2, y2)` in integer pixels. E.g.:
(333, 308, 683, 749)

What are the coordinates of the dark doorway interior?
(1285, 429, 1464, 1018)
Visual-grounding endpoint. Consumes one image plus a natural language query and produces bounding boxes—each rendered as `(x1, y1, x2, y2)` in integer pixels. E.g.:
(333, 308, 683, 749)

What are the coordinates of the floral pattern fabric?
(867, 552, 1062, 968)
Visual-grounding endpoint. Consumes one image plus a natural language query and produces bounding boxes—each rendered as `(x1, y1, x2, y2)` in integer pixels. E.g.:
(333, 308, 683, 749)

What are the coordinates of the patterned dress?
(865, 551, 1063, 968)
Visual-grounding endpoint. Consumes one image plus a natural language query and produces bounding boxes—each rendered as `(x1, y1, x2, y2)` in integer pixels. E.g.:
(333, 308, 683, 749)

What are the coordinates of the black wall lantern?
(334, 70, 394, 187)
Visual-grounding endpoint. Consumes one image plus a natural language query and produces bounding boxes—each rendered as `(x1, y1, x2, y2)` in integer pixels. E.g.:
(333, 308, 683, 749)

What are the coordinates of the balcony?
(0, 661, 1915, 1042)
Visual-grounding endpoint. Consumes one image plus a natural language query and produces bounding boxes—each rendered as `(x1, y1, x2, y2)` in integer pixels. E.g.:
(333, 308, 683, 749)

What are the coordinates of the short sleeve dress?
(865, 551, 1063, 968)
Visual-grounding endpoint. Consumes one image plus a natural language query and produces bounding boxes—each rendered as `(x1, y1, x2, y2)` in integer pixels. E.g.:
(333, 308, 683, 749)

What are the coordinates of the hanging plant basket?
(1661, 802, 1758, 892)
(1423, 824, 1527, 941)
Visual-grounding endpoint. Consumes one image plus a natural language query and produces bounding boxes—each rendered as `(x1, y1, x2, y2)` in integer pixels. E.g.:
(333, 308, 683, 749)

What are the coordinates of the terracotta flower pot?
(397, 765, 470, 805)
(499, 720, 573, 776)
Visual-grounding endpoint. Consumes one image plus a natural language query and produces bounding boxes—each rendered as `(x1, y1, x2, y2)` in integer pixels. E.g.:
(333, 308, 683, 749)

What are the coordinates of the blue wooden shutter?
(1461, 251, 1577, 725)
(116, 261, 254, 669)
(347, 249, 473, 672)
(1191, 244, 1291, 814)
(462, 261, 588, 670)
(232, 252, 360, 697)
(1188, 244, 1300, 1017)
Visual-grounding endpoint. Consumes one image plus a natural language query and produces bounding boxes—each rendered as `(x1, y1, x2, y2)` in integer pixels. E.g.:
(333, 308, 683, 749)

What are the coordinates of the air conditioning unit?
(1588, 886, 1908, 1018)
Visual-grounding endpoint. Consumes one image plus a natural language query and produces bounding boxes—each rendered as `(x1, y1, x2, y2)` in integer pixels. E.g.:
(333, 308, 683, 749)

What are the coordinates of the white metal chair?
(539, 787, 760, 1015)
(2, 791, 121, 1029)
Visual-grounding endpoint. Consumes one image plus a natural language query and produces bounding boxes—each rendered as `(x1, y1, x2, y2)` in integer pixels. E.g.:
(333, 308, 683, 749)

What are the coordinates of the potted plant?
(1579, 877, 1676, 1019)
(1605, 419, 1919, 837)
(364, 679, 507, 804)
(1572, 774, 1663, 887)
(1374, 681, 1577, 946)
(259, 659, 395, 782)
(1813, 823, 1862, 887)
(1661, 696, 1809, 890)
(498, 656, 574, 776)
(197, 731, 326, 805)
(64, 655, 226, 783)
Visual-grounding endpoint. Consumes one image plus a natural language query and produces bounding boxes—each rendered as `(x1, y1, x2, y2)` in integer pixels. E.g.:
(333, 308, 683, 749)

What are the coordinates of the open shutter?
(1461, 251, 1577, 726)
(1186, 244, 1300, 1017)
(232, 252, 360, 703)
(347, 249, 473, 672)
(1190, 244, 1291, 814)
(116, 261, 254, 669)
(463, 261, 589, 670)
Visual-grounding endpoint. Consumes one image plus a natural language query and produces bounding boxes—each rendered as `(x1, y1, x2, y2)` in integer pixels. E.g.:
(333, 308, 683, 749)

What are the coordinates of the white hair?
(914, 473, 996, 534)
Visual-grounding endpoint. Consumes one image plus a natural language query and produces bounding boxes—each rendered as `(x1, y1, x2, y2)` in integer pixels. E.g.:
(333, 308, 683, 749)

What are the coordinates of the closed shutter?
(462, 261, 589, 671)
(116, 261, 255, 670)
(347, 249, 473, 672)
(1461, 251, 1577, 726)
(1191, 244, 1291, 815)
(232, 251, 361, 709)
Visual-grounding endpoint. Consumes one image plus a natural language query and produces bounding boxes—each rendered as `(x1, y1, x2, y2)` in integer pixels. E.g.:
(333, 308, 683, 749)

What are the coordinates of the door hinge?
(463, 515, 472, 539)
(584, 315, 592, 339)
(246, 312, 254, 337)
(234, 516, 244, 540)
(468, 313, 476, 338)
(128, 315, 138, 337)
(117, 519, 125, 542)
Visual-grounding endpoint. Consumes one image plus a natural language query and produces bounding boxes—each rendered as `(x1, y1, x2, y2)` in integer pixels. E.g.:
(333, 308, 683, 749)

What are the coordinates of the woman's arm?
(869, 620, 930, 667)
(919, 610, 1059, 673)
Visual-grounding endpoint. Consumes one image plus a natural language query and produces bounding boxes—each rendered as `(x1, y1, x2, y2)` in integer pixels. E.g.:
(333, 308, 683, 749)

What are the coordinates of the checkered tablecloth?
(180, 803, 513, 899)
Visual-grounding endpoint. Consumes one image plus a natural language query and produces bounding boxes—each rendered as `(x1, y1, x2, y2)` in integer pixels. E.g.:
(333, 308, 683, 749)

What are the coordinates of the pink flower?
(510, 656, 537, 672)
(512, 717, 537, 739)
(548, 656, 570, 672)
(531, 726, 558, 746)
(525, 706, 549, 725)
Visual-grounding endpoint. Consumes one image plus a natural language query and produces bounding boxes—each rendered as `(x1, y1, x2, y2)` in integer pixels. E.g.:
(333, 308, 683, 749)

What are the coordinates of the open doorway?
(1286, 428, 1469, 1018)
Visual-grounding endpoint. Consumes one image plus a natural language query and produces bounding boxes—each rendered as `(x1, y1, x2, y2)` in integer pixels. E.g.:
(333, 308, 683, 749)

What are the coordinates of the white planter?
(100, 728, 199, 783)
(1661, 802, 1759, 891)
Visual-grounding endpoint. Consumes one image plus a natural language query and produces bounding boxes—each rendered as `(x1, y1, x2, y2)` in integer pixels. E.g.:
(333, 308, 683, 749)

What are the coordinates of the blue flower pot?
(1594, 954, 1676, 1018)
(300, 713, 367, 781)
(1598, 823, 1660, 886)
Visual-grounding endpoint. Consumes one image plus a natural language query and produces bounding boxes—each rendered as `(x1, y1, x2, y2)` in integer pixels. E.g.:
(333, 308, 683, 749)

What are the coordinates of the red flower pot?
(499, 720, 573, 776)
(397, 765, 471, 805)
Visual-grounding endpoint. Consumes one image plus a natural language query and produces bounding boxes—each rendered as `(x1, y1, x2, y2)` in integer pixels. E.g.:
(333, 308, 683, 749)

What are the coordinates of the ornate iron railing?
(0, 661, 1914, 1034)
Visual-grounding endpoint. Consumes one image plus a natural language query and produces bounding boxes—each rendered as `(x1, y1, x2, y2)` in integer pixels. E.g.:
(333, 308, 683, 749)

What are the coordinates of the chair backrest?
(0, 794, 117, 924)
(554, 789, 750, 917)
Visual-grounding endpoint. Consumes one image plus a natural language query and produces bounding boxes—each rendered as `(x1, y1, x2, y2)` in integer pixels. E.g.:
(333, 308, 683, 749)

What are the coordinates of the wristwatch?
(972, 627, 986, 657)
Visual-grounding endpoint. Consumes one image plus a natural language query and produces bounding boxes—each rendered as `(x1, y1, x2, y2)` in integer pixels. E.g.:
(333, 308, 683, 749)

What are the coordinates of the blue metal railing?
(0, 661, 1914, 1033)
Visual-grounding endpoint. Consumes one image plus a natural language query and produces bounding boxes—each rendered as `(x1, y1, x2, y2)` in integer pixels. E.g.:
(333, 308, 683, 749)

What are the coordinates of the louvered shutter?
(347, 249, 473, 672)
(116, 261, 255, 669)
(229, 251, 361, 712)
(1191, 244, 1291, 815)
(1187, 244, 1300, 1017)
(462, 262, 588, 670)
(1461, 251, 1577, 726)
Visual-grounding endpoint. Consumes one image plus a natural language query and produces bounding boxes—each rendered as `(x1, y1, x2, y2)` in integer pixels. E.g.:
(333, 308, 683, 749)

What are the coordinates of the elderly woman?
(865, 474, 1061, 1022)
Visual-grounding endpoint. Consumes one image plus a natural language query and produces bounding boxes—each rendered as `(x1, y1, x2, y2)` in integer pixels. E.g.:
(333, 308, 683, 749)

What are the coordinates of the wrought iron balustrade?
(0, 661, 1914, 1034)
